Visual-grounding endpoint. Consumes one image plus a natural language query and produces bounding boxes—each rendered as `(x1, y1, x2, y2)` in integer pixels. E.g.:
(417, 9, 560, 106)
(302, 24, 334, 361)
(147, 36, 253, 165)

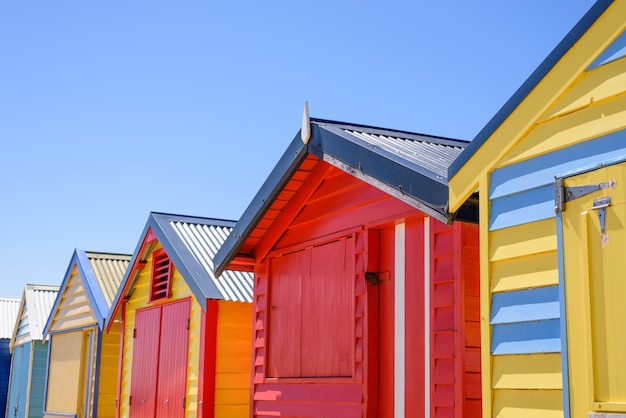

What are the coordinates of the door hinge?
(186, 318, 190, 330)
(129, 395, 132, 406)
(182, 396, 186, 409)
(133, 328, 137, 339)
(554, 178, 616, 213)
(592, 196, 611, 246)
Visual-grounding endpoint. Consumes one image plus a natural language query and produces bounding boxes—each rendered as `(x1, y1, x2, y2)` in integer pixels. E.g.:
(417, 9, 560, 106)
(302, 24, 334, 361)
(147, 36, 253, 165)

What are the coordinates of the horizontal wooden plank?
(587, 30, 626, 70)
(491, 285, 559, 325)
(254, 400, 362, 418)
(544, 51, 626, 119)
(254, 382, 363, 402)
(489, 219, 556, 262)
(214, 388, 250, 405)
(491, 251, 558, 293)
(499, 97, 626, 167)
(215, 404, 249, 417)
(493, 353, 562, 390)
(492, 127, 626, 197)
(489, 185, 554, 231)
(493, 389, 563, 418)
(491, 319, 561, 355)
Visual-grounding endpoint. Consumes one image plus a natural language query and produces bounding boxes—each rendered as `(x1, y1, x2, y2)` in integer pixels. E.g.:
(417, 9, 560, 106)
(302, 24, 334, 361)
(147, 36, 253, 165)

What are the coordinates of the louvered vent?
(150, 249, 172, 301)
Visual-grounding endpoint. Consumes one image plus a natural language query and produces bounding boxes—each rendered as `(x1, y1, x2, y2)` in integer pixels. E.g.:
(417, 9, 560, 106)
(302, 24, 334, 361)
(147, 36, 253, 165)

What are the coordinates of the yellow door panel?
(561, 159, 626, 416)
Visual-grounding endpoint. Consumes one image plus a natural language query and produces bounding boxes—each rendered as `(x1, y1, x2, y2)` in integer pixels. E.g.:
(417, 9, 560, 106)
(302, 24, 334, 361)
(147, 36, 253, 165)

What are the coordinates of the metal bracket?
(554, 178, 616, 213)
(365, 271, 390, 286)
(591, 196, 611, 241)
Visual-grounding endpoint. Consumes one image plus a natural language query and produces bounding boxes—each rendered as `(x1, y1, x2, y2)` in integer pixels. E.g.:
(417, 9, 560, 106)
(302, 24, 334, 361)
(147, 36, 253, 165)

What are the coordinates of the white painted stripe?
(424, 217, 431, 417)
(395, 223, 405, 418)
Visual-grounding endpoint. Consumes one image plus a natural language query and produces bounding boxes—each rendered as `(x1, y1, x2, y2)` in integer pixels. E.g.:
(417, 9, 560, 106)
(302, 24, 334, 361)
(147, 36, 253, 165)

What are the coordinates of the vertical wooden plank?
(377, 225, 395, 417)
(302, 238, 354, 377)
(267, 250, 304, 378)
(364, 229, 379, 418)
(198, 299, 218, 418)
(404, 217, 425, 418)
(156, 299, 190, 418)
(394, 223, 405, 418)
(129, 307, 160, 418)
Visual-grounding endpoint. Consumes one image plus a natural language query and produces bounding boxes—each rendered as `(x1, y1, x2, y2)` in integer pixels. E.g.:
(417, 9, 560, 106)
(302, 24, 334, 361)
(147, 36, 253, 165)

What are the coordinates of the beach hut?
(447, 1, 626, 417)
(42, 250, 130, 418)
(6, 285, 59, 418)
(214, 117, 481, 417)
(0, 297, 20, 418)
(106, 212, 253, 418)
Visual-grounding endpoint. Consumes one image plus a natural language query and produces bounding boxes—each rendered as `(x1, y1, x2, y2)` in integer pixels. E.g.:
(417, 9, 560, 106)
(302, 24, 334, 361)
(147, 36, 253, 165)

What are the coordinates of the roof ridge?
(310, 117, 468, 145)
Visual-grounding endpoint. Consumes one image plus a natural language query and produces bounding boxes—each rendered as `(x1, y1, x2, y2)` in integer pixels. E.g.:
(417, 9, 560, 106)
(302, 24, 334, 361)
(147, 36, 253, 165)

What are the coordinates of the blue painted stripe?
(491, 285, 560, 325)
(492, 319, 561, 355)
(588, 30, 626, 70)
(556, 213, 571, 418)
(489, 129, 626, 200)
(489, 184, 554, 230)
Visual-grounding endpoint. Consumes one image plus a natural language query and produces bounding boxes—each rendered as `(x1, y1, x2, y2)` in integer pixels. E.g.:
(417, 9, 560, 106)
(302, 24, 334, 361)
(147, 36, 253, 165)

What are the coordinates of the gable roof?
(43, 250, 130, 335)
(107, 212, 253, 329)
(10, 284, 59, 350)
(448, 0, 616, 209)
(0, 297, 20, 339)
(214, 118, 477, 277)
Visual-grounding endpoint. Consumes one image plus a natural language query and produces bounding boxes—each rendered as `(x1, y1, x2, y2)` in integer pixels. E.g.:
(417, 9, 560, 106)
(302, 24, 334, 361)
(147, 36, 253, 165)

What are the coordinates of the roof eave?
(448, 0, 614, 184)
(214, 133, 310, 277)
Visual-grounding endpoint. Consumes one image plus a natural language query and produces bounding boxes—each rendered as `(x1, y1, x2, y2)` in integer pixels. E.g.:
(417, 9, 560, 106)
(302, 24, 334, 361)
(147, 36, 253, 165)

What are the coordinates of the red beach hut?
(214, 117, 481, 417)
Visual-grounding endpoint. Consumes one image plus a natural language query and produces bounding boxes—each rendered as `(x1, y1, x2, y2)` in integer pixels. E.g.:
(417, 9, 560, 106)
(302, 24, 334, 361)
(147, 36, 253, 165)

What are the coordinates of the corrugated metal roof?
(86, 252, 131, 308)
(21, 284, 59, 342)
(107, 213, 253, 327)
(169, 220, 253, 302)
(0, 297, 20, 339)
(342, 128, 464, 181)
(44, 249, 130, 337)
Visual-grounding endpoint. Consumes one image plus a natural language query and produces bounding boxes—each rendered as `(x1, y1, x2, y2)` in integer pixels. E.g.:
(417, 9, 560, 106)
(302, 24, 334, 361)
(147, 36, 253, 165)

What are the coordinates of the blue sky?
(1, 1, 596, 298)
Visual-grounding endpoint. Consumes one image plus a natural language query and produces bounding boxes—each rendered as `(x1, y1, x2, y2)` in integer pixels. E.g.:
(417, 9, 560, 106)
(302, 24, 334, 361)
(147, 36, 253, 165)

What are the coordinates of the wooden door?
(129, 307, 161, 418)
(155, 300, 190, 418)
(129, 300, 190, 418)
(560, 159, 626, 417)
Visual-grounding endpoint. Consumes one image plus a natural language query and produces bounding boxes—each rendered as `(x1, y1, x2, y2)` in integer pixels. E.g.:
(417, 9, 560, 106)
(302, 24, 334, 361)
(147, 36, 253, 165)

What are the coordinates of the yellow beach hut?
(448, 1, 626, 417)
(106, 212, 253, 418)
(42, 250, 130, 418)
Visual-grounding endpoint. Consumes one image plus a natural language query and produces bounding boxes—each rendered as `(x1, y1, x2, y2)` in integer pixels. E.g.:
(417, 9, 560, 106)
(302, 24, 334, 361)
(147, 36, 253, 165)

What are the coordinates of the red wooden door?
(129, 299, 190, 418)
(129, 307, 161, 418)
(267, 237, 354, 379)
(155, 300, 190, 418)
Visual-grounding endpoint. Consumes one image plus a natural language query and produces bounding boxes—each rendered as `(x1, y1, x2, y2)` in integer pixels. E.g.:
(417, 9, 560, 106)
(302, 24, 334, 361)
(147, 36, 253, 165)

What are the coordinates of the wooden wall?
(459, 9, 626, 416)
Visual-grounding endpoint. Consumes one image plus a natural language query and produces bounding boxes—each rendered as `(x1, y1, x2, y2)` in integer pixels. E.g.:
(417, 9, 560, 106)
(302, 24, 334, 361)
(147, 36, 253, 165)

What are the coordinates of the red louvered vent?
(150, 249, 172, 301)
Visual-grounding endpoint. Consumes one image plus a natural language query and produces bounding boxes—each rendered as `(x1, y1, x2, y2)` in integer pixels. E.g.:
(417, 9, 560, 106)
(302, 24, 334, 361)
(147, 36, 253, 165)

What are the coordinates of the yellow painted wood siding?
(48, 264, 97, 332)
(118, 243, 202, 418)
(97, 322, 120, 416)
(214, 300, 252, 418)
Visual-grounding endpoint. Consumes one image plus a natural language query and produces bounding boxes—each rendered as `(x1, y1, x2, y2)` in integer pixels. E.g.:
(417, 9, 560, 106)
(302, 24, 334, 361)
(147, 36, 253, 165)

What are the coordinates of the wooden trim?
(394, 223, 405, 418)
(115, 304, 125, 418)
(198, 299, 218, 418)
(365, 229, 379, 418)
